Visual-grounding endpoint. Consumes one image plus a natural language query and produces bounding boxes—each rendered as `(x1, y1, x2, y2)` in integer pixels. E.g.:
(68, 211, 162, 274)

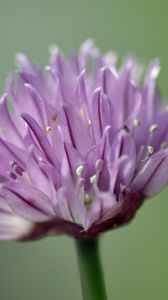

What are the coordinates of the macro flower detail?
(0, 39, 168, 240)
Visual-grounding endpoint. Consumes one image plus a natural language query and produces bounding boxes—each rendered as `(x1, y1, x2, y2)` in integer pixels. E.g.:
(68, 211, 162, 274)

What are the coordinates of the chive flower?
(0, 40, 168, 240)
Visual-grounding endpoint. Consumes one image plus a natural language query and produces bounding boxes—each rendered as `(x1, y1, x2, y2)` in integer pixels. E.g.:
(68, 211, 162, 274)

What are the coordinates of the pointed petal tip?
(93, 87, 102, 98)
(23, 83, 41, 98)
(15, 52, 26, 62)
(45, 65, 52, 72)
(21, 112, 29, 122)
(15, 53, 30, 69)
(0, 93, 8, 102)
(150, 59, 161, 79)
(100, 65, 117, 75)
(49, 44, 59, 55)
(24, 82, 32, 89)
(80, 39, 95, 50)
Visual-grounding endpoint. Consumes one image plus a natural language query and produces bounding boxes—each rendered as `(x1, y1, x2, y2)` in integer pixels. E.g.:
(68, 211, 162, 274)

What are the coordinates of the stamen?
(51, 115, 57, 122)
(120, 183, 126, 193)
(147, 145, 154, 155)
(133, 118, 141, 127)
(123, 125, 130, 133)
(160, 142, 168, 149)
(88, 119, 91, 125)
(16, 165, 25, 173)
(76, 165, 84, 177)
(84, 193, 92, 208)
(8, 172, 17, 180)
(79, 178, 85, 186)
(149, 124, 158, 133)
(14, 165, 25, 176)
(10, 161, 25, 174)
(90, 174, 97, 184)
(79, 107, 85, 118)
(95, 159, 103, 172)
(10, 161, 17, 168)
(141, 145, 154, 162)
(46, 126, 52, 132)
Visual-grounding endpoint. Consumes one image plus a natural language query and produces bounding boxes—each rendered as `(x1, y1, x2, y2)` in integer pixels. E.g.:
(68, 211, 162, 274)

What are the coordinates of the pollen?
(79, 107, 85, 118)
(95, 159, 103, 172)
(51, 115, 57, 122)
(147, 145, 154, 155)
(76, 165, 84, 176)
(46, 126, 52, 132)
(90, 174, 97, 184)
(84, 193, 92, 208)
(133, 118, 141, 127)
(160, 142, 168, 149)
(149, 124, 159, 133)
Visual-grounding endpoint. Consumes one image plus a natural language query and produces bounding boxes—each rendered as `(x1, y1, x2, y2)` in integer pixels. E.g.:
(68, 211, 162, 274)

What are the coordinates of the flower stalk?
(76, 238, 108, 300)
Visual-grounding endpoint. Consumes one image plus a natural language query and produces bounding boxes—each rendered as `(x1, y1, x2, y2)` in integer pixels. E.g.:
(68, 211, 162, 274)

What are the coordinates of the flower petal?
(131, 150, 168, 197)
(56, 104, 92, 154)
(0, 197, 33, 240)
(22, 113, 55, 165)
(2, 182, 55, 222)
(86, 192, 117, 228)
(0, 94, 24, 147)
(91, 88, 113, 142)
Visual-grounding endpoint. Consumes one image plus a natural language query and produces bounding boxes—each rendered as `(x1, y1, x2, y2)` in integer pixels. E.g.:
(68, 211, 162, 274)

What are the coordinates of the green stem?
(76, 238, 108, 300)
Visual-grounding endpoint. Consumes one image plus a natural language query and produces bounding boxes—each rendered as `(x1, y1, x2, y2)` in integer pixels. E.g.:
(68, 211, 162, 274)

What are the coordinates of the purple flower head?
(0, 40, 168, 240)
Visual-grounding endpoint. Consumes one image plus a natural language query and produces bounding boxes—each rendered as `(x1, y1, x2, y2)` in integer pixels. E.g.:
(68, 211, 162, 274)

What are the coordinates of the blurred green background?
(0, 0, 168, 299)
